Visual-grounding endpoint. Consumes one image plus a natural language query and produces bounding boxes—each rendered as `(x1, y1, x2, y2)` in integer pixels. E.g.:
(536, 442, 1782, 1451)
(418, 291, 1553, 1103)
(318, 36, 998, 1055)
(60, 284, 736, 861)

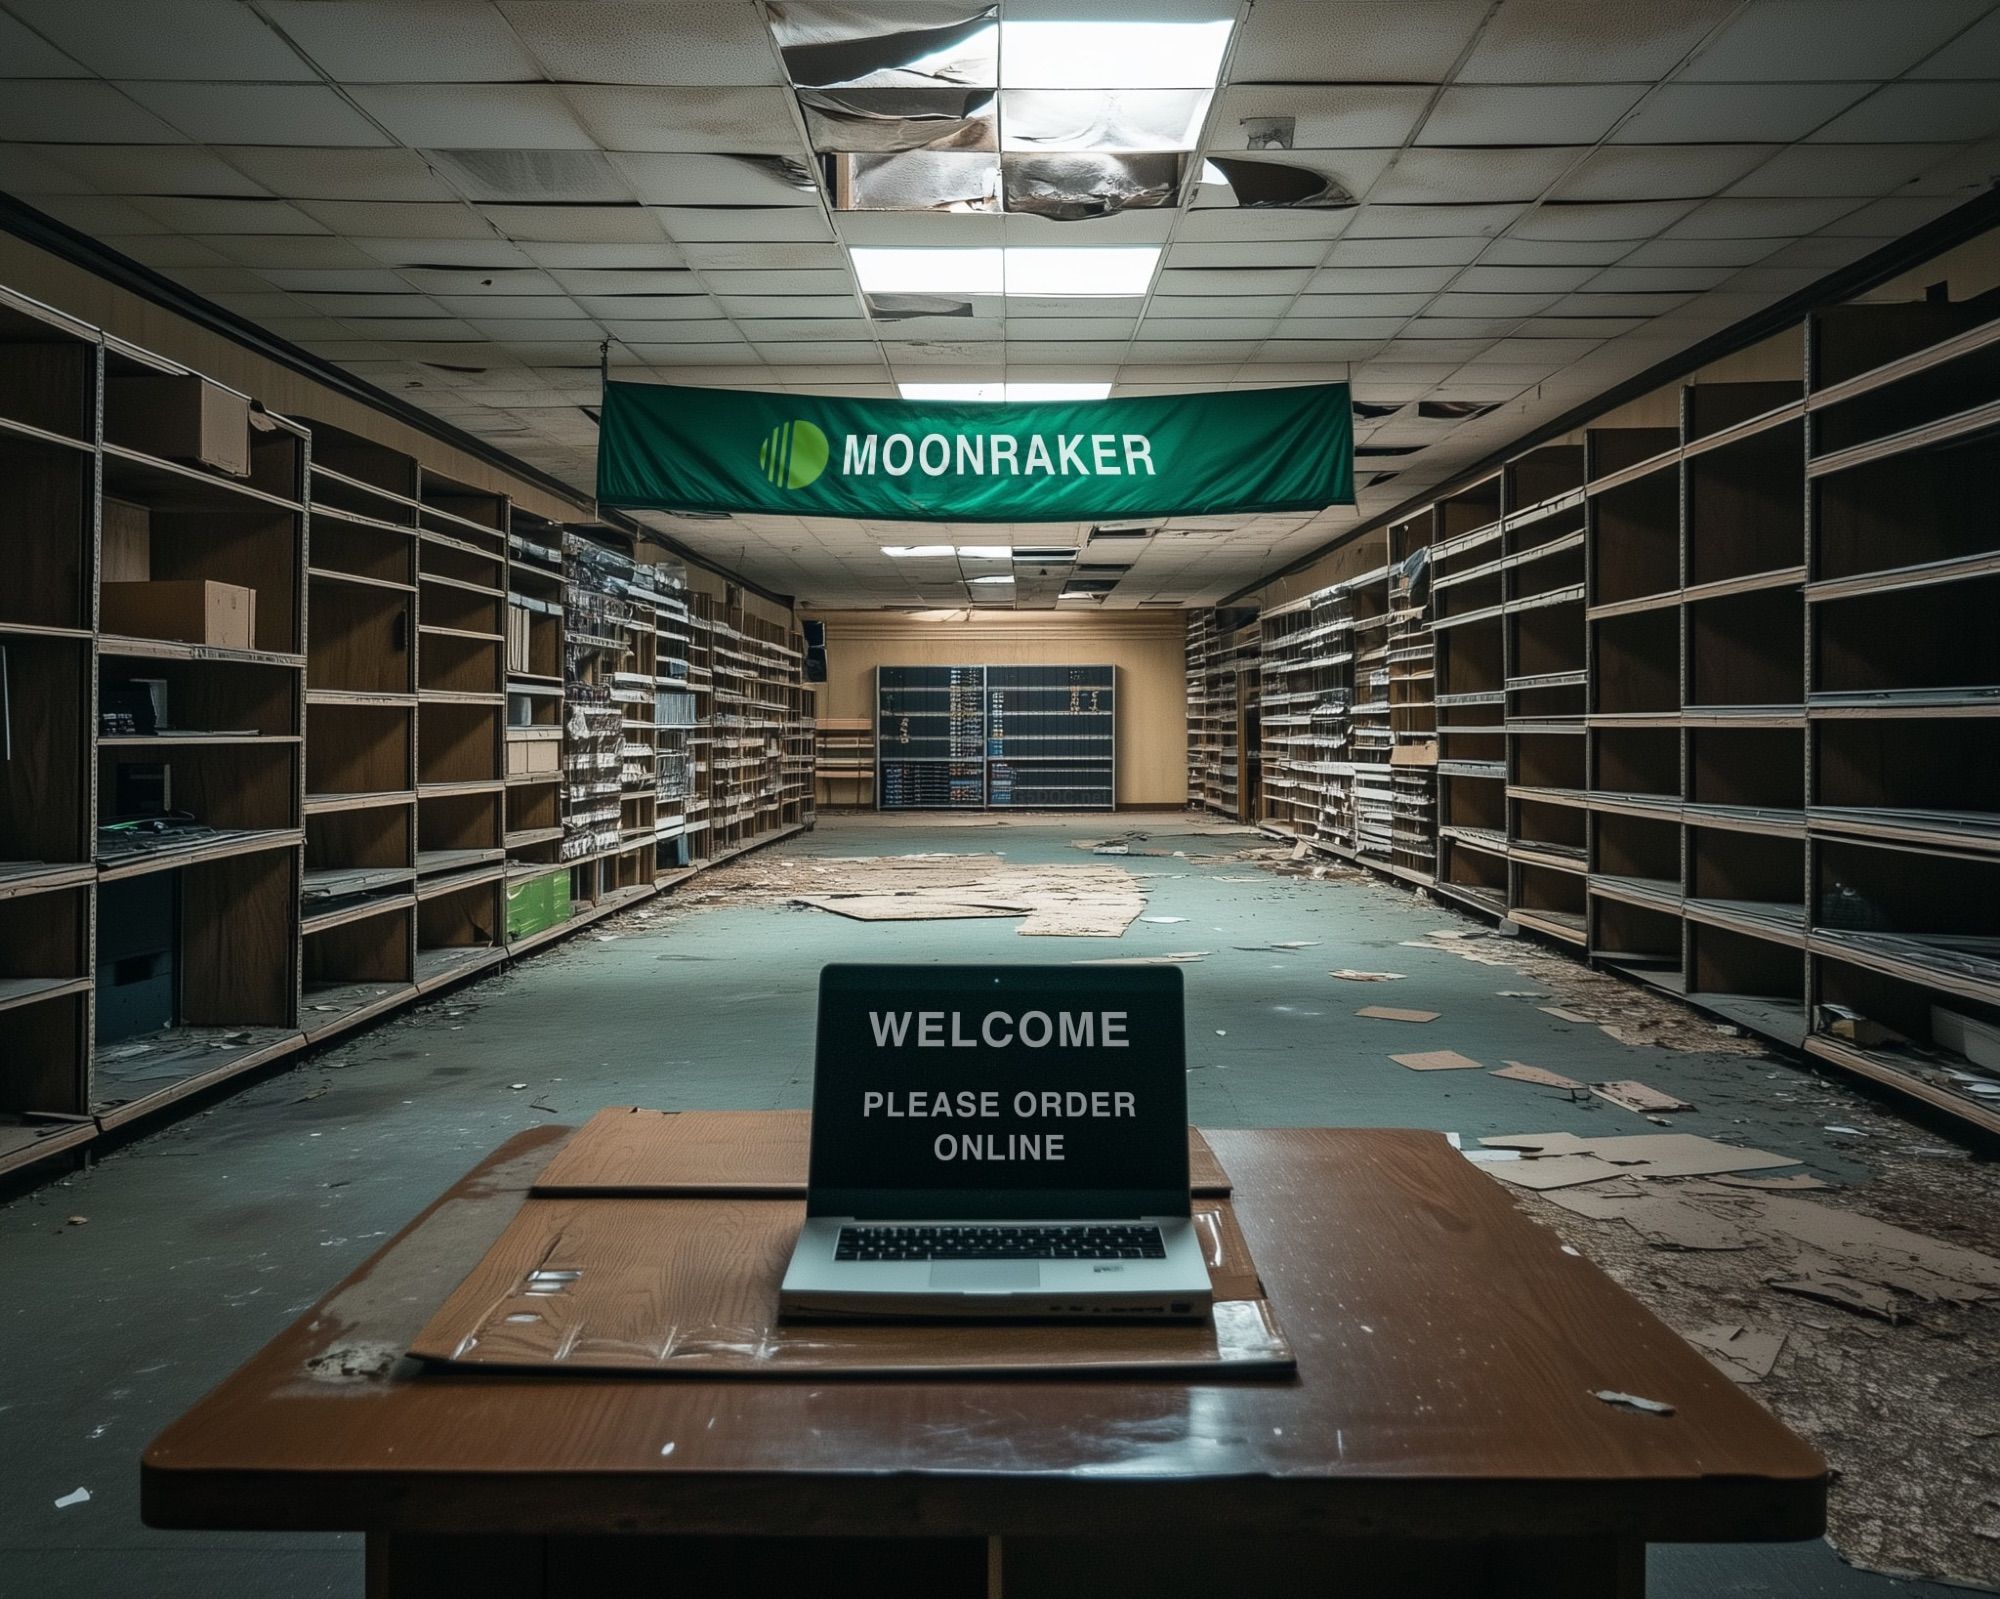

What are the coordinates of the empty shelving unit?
(1191, 214, 2000, 1136)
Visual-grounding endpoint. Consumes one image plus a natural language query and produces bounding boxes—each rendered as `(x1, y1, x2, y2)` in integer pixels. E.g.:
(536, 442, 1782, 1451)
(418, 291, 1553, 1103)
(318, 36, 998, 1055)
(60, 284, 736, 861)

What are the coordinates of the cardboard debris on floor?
(1685, 1323, 1786, 1384)
(1356, 1006, 1439, 1023)
(781, 854, 1146, 938)
(1073, 951, 1210, 965)
(1234, 940, 1321, 952)
(1492, 1062, 1585, 1090)
(1330, 968, 1404, 982)
(1593, 1389, 1675, 1416)
(1768, 1271, 1903, 1322)
(1592, 1080, 1694, 1114)
(1538, 1187, 1758, 1250)
(1390, 1050, 1484, 1072)
(1539, 1006, 1599, 1024)
(1480, 1131, 1800, 1189)
(1710, 1172, 1832, 1192)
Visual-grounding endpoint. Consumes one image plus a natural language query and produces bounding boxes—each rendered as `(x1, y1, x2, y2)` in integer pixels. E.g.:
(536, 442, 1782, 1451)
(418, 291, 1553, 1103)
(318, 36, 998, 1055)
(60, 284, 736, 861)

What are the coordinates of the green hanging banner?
(596, 379, 1353, 522)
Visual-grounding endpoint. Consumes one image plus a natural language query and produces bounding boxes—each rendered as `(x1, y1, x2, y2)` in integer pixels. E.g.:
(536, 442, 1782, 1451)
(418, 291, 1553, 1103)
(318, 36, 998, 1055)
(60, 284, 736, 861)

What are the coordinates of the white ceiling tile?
(338, 316, 480, 340)
(1272, 317, 1405, 340)
(719, 294, 867, 318)
(701, 268, 857, 295)
(561, 85, 806, 155)
(197, 233, 386, 268)
(425, 149, 636, 205)
(300, 290, 452, 318)
(599, 316, 734, 340)
(467, 317, 607, 342)
(1818, 194, 1968, 235)
(5, 0, 312, 80)
(1551, 144, 1780, 201)
(0, 8, 88, 76)
(1374, 146, 1585, 205)
(741, 317, 881, 341)
(349, 236, 534, 267)
(216, 147, 459, 203)
(1170, 208, 1354, 243)
(1430, 290, 1562, 317)
(1420, 85, 1646, 145)
(1345, 203, 1526, 238)
(1146, 293, 1296, 317)
(1816, 82, 2000, 143)
(1136, 317, 1276, 340)
(296, 199, 490, 239)
(480, 204, 673, 243)
(559, 274, 709, 301)
(1614, 236, 1787, 267)
(1155, 266, 1313, 295)
(30, 143, 271, 197)
(1731, 143, 1959, 196)
(434, 294, 587, 320)
(498, 2, 788, 87)
(756, 341, 879, 364)
(522, 243, 689, 270)
(1684, 0, 1991, 80)
(1457, 0, 1738, 81)
(0, 81, 181, 143)
(130, 195, 330, 234)
(1321, 236, 1489, 268)
(1403, 317, 1524, 339)
(1209, 85, 1433, 151)
(346, 85, 596, 150)
(1477, 237, 1635, 265)
(1163, 241, 1329, 269)
(1228, 0, 1489, 82)
(1452, 263, 1601, 292)
(1295, 291, 1437, 315)
(1663, 195, 1867, 237)
(608, 151, 818, 206)
(1308, 265, 1459, 294)
(262, 0, 542, 83)
(1611, 82, 1869, 144)
(99, 234, 231, 267)
(159, 264, 272, 295)
(1545, 290, 1697, 316)
(256, 267, 412, 293)
(680, 241, 848, 272)
(1511, 199, 1701, 239)
(1586, 264, 1740, 292)
(1910, 5, 2000, 74)
(121, 82, 390, 147)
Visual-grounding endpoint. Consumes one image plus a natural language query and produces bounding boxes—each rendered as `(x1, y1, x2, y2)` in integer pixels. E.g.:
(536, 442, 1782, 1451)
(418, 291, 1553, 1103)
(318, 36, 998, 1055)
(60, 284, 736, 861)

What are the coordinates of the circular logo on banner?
(758, 419, 829, 490)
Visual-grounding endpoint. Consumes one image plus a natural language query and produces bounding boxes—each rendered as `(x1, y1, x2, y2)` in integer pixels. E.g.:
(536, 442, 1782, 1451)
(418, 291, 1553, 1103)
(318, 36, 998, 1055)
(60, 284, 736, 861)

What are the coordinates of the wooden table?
(144, 1121, 1826, 1598)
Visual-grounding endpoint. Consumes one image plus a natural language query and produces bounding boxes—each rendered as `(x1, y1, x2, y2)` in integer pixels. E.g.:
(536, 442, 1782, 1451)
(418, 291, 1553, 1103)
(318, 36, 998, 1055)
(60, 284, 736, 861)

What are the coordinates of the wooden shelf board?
(305, 689, 416, 708)
(1803, 1033, 2000, 1138)
(0, 1118, 97, 1179)
(97, 827, 301, 881)
(308, 566, 415, 595)
(303, 864, 415, 899)
(0, 618, 91, 641)
(417, 780, 503, 799)
(413, 943, 505, 994)
(99, 635, 304, 669)
(0, 861, 95, 901)
(1683, 991, 1807, 1048)
(302, 891, 416, 936)
(305, 789, 415, 815)
(415, 847, 505, 876)
(0, 974, 92, 1015)
(94, 1026, 305, 1130)
(302, 981, 418, 1042)
(101, 444, 303, 516)
(97, 733, 299, 748)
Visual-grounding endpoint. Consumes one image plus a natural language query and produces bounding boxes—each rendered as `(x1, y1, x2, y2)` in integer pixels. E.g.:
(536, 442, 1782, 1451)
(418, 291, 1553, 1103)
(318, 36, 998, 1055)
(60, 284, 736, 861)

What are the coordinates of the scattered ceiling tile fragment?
(770, 3, 999, 90)
(1001, 153, 1182, 221)
(798, 87, 997, 152)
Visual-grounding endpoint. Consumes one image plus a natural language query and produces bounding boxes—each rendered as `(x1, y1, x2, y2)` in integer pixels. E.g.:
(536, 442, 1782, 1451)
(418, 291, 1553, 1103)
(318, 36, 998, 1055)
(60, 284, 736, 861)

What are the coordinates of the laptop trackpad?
(929, 1261, 1040, 1291)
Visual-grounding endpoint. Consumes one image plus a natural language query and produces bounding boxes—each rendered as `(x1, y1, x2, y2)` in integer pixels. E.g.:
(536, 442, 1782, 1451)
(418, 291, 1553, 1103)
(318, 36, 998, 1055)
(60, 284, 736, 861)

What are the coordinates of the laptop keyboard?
(835, 1224, 1166, 1262)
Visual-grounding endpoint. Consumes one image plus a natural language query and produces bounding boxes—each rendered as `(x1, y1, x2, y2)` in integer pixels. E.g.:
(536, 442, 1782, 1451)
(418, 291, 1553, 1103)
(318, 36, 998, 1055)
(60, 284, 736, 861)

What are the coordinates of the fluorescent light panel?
(854, 246, 1156, 298)
(1000, 21, 1233, 90)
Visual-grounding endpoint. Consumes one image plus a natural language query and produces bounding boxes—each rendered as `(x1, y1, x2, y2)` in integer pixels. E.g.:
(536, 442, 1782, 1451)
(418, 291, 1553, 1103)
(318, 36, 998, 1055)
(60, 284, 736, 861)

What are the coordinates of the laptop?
(779, 963, 1214, 1321)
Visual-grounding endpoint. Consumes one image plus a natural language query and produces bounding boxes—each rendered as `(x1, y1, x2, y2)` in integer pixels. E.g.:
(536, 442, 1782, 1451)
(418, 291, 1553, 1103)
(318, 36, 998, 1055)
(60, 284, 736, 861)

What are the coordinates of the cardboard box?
(505, 870, 571, 942)
(109, 372, 252, 478)
(102, 580, 256, 649)
(506, 733, 560, 777)
(101, 498, 151, 582)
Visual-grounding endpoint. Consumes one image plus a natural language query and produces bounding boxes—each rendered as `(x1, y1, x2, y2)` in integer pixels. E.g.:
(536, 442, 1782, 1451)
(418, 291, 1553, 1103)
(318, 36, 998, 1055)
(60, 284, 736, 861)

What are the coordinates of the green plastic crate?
(506, 870, 571, 941)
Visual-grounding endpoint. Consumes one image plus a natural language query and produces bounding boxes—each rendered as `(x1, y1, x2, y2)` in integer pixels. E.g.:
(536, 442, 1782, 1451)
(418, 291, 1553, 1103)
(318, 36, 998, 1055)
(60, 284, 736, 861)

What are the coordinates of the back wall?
(800, 610, 1189, 807)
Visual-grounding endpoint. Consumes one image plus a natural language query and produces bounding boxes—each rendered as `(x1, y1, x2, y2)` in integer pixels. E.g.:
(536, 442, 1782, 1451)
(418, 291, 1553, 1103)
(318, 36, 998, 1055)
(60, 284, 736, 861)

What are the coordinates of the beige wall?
(801, 609, 1189, 806)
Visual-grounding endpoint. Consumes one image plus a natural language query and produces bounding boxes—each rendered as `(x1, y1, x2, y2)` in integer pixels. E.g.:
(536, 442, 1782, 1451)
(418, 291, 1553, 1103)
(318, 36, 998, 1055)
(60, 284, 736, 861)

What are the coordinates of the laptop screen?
(807, 963, 1189, 1220)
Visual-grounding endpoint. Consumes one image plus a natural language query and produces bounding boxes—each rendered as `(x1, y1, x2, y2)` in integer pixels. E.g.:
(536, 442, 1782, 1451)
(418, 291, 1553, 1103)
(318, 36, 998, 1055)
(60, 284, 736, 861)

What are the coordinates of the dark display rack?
(876, 665, 1115, 810)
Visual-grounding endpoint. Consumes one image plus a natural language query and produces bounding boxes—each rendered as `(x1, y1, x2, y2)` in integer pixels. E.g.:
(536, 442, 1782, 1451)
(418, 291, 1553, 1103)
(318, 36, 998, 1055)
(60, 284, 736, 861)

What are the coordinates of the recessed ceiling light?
(1000, 20, 1233, 91)
(897, 381, 1112, 402)
(881, 545, 955, 558)
(1012, 547, 1078, 562)
(852, 246, 1002, 295)
(966, 574, 1016, 584)
(1004, 382, 1113, 401)
(1006, 246, 1158, 297)
(956, 545, 1012, 558)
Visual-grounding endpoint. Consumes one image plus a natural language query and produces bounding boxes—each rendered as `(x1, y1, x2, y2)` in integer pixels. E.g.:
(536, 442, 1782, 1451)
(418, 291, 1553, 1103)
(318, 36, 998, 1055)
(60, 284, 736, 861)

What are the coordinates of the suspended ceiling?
(2, 0, 1999, 608)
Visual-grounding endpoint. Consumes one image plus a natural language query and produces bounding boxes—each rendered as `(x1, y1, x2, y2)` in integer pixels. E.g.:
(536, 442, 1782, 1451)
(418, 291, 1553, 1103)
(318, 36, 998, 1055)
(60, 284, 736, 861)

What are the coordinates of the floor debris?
(1329, 968, 1403, 982)
(1593, 1389, 1675, 1416)
(53, 1487, 90, 1509)
(1592, 1080, 1694, 1115)
(1480, 1131, 1800, 1188)
(1391, 1050, 1484, 1072)
(1072, 951, 1210, 965)
(1684, 1323, 1786, 1383)
(1492, 1062, 1584, 1090)
(1355, 1006, 1439, 1023)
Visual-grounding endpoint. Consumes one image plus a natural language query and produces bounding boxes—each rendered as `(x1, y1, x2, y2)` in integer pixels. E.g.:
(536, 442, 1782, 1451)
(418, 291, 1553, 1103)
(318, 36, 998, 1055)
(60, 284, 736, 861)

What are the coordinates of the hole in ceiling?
(1204, 156, 1355, 209)
(1352, 400, 1401, 419)
(1417, 400, 1502, 420)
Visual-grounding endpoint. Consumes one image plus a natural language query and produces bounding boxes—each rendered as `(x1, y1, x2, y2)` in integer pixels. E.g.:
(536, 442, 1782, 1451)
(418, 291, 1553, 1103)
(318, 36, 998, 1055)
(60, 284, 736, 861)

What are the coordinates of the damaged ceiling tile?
(1207, 156, 1358, 209)
(770, 3, 999, 90)
(1000, 152, 1183, 221)
(799, 87, 997, 153)
(833, 149, 998, 212)
(865, 292, 975, 320)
